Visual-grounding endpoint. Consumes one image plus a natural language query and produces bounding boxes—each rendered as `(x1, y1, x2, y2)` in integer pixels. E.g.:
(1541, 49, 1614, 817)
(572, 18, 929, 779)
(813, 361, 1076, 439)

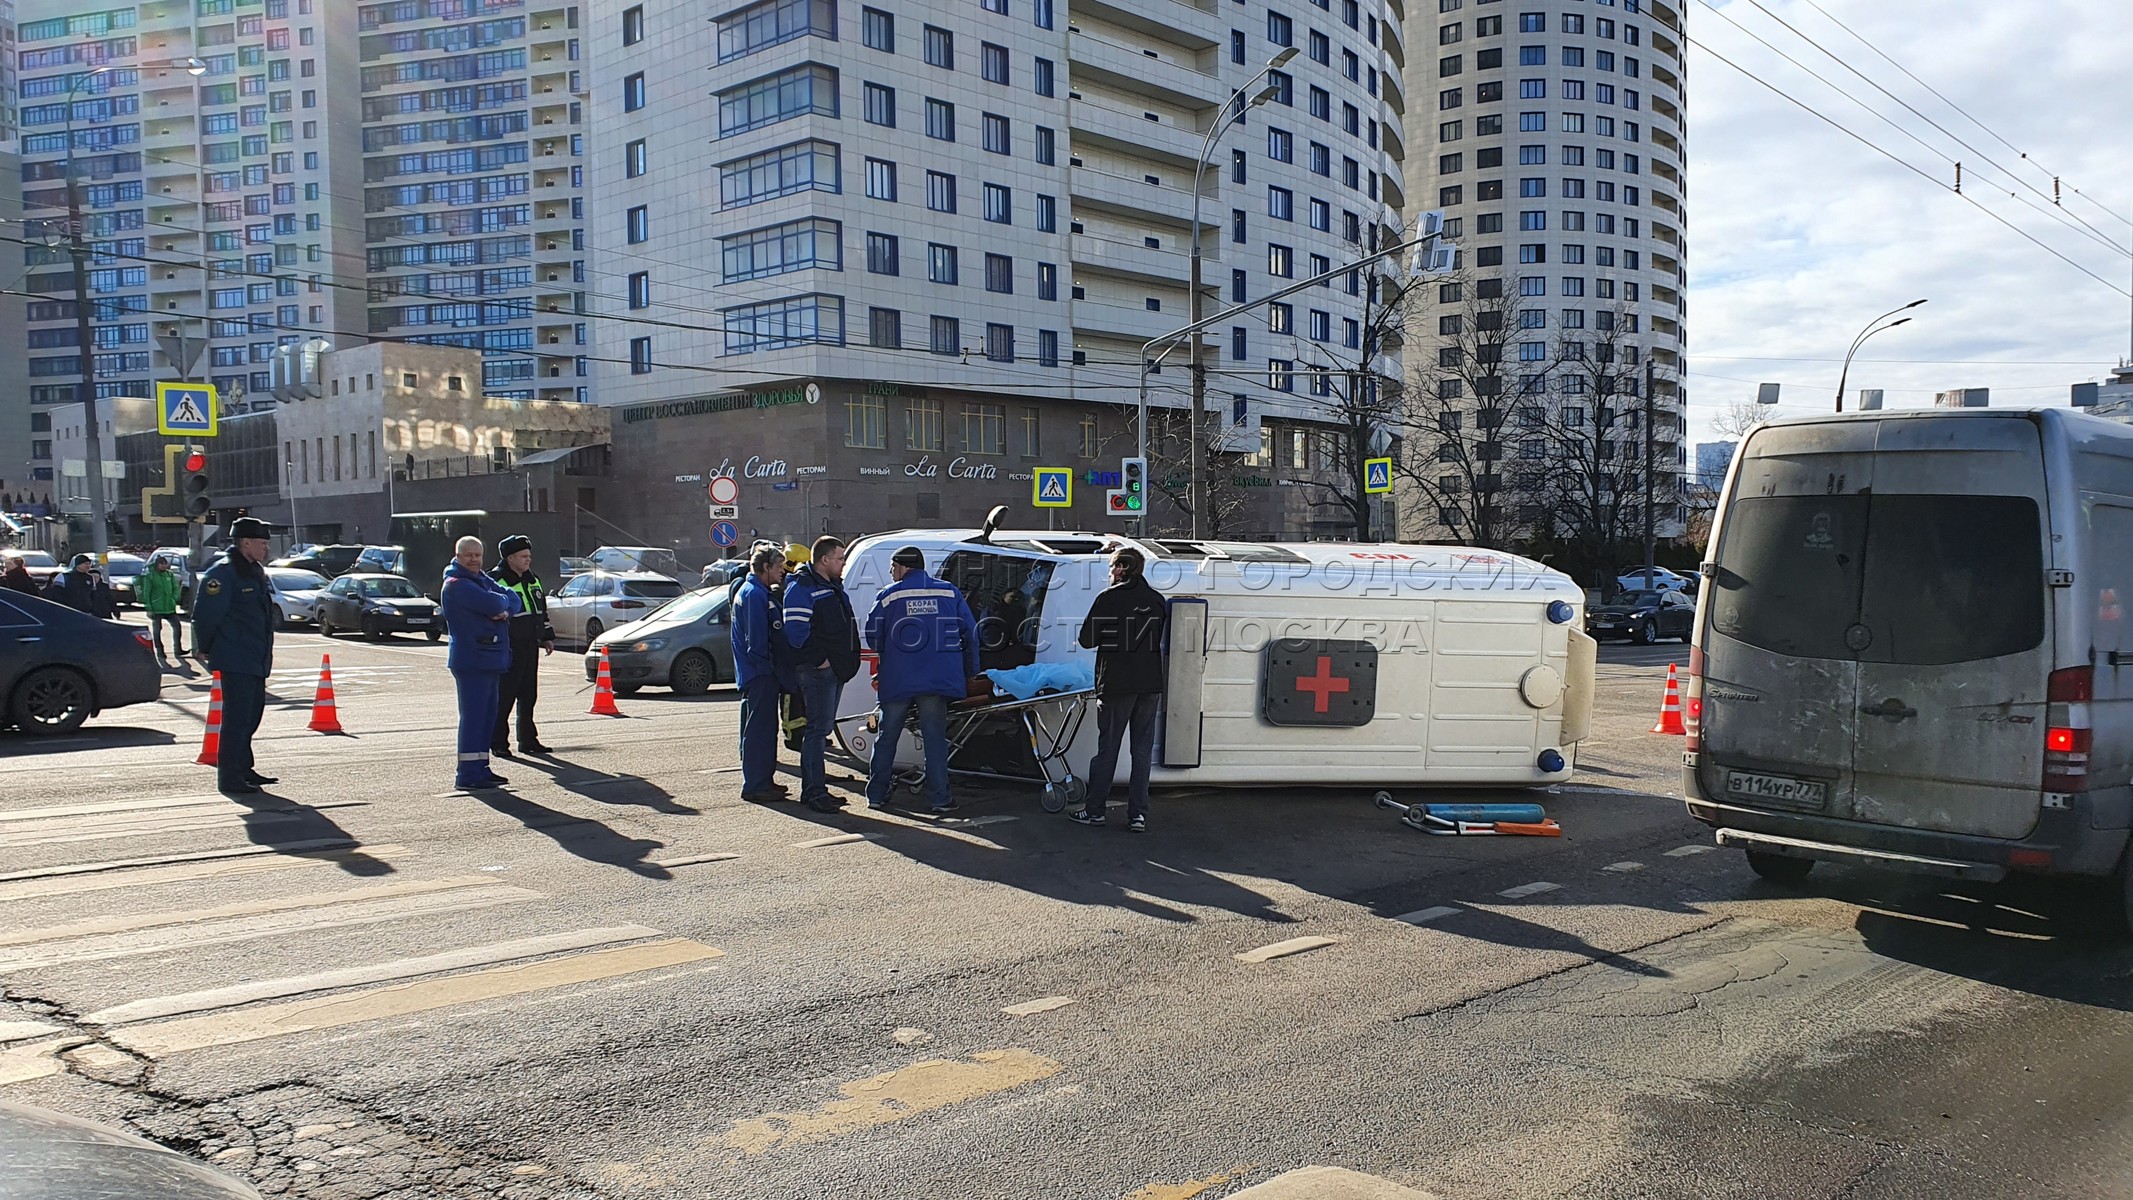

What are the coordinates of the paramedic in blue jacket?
(440, 535, 522, 790)
(864, 546, 979, 814)
(783, 535, 860, 814)
(731, 543, 791, 803)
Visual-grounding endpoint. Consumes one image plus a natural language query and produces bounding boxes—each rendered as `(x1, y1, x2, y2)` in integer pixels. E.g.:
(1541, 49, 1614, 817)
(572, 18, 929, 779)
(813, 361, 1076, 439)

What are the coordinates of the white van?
(832, 525, 1597, 790)
(1685, 408, 2133, 924)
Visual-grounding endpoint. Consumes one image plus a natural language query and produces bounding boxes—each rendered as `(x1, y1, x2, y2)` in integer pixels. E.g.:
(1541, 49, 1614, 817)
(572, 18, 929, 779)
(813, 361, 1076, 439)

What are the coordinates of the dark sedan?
(1586, 588, 1697, 644)
(270, 544, 365, 578)
(0, 590, 161, 735)
(316, 573, 442, 641)
(1, 1098, 263, 1198)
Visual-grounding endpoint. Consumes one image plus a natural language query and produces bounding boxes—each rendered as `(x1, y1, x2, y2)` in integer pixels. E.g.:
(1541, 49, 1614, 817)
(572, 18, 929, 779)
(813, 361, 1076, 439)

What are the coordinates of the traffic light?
(1120, 457, 1146, 513)
(181, 449, 213, 521)
(1106, 489, 1130, 515)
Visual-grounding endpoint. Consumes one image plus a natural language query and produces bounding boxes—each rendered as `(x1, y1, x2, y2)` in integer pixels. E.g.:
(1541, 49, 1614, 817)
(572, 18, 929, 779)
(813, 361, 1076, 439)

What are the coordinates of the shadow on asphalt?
(469, 789, 675, 881)
(225, 792, 396, 877)
(512, 755, 700, 816)
(0, 726, 179, 755)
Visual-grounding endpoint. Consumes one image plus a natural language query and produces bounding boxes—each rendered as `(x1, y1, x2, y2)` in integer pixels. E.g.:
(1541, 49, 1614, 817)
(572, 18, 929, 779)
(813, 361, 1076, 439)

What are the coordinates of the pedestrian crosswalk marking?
(0, 844, 405, 904)
(0, 799, 368, 852)
(84, 925, 668, 1026)
(110, 938, 724, 1059)
(0, 838, 364, 889)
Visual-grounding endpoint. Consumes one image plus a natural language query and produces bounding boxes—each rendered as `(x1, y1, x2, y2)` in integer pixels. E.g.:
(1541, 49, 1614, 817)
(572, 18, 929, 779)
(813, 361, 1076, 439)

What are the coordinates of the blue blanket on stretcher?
(982, 662, 1095, 700)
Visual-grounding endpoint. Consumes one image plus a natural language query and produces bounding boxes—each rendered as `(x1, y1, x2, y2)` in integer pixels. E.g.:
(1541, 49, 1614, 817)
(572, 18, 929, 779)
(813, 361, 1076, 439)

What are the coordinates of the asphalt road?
(2, 624, 2129, 1200)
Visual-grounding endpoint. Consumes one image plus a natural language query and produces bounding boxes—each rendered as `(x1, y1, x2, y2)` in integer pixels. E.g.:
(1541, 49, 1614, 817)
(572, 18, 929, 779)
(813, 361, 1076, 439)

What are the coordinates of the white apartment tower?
(1398, 0, 1687, 546)
(581, 0, 1409, 539)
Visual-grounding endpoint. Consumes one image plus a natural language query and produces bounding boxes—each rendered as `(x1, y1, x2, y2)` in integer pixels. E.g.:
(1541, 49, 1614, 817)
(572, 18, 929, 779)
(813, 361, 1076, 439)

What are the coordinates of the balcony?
(1071, 233, 1198, 287)
(1379, 69, 1406, 116)
(1072, 297, 1183, 342)
(1068, 30, 1226, 109)
(1652, 30, 1682, 64)
(1651, 127, 1683, 157)
(1651, 222, 1679, 247)
(1651, 95, 1682, 128)
(1070, 165, 1204, 227)
(1652, 252, 1681, 279)
(1070, 0, 1222, 52)
(1380, 170, 1407, 211)
(1379, 19, 1406, 70)
(1649, 1, 1683, 34)
(1068, 101, 1205, 172)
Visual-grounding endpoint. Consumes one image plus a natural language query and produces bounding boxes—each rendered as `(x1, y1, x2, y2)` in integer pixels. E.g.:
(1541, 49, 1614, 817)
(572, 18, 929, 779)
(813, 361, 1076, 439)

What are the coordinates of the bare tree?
(1300, 268, 1432, 540)
(1108, 401, 1254, 539)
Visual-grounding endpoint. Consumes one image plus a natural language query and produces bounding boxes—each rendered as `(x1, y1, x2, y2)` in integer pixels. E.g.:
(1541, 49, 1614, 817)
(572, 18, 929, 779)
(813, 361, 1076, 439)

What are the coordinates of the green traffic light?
(1127, 497, 1143, 511)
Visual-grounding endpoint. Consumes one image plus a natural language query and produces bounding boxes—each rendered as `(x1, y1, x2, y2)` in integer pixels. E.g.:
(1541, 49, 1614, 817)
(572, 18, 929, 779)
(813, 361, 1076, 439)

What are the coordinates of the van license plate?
(1727, 771, 1827, 811)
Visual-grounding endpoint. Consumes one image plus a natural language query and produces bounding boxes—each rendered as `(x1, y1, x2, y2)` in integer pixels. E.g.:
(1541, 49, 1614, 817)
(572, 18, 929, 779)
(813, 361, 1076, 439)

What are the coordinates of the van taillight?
(2045, 666, 2093, 792)
(1683, 644, 1705, 753)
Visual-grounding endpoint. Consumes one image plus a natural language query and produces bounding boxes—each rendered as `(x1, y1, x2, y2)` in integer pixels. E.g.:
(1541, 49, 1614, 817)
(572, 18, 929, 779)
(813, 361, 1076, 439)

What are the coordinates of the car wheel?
(363, 616, 383, 642)
(318, 615, 334, 638)
(1745, 849, 1814, 885)
(614, 684, 642, 696)
(585, 619, 605, 646)
(11, 667, 93, 735)
(1636, 619, 1658, 646)
(427, 627, 442, 643)
(671, 650, 714, 696)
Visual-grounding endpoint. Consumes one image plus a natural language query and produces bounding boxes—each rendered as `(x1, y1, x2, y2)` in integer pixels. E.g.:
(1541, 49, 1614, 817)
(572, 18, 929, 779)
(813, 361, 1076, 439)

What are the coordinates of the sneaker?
(803, 796, 844, 814)
(929, 799, 960, 815)
(1068, 808, 1105, 827)
(1129, 815, 1147, 833)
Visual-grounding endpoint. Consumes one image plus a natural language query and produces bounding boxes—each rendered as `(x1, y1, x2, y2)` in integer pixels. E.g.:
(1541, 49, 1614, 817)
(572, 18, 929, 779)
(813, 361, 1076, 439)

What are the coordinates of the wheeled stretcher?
(859, 687, 1099, 813)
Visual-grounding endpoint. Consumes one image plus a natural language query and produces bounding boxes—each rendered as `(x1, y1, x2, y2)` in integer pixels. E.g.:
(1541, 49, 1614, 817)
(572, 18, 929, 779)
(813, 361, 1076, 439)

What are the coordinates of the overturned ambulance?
(833, 522, 1598, 792)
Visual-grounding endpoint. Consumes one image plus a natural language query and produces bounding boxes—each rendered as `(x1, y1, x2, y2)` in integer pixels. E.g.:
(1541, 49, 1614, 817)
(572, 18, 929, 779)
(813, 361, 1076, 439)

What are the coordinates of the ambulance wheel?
(1041, 782, 1069, 813)
(1745, 849, 1814, 885)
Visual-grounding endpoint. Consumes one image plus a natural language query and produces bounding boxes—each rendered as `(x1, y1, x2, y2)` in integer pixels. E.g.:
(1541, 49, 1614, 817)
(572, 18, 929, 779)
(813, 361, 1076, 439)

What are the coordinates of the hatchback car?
(265, 567, 332, 627)
(587, 545, 681, 579)
(0, 590, 161, 735)
(584, 586, 735, 695)
(101, 552, 148, 609)
(1587, 589, 1697, 644)
(1615, 566, 1694, 594)
(548, 571, 685, 648)
(316, 573, 441, 641)
(270, 543, 364, 578)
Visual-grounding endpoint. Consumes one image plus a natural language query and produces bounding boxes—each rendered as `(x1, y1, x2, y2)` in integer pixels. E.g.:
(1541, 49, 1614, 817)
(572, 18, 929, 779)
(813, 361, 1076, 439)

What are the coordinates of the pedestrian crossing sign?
(1032, 467, 1073, 508)
(1364, 457, 1393, 495)
(156, 382, 219, 437)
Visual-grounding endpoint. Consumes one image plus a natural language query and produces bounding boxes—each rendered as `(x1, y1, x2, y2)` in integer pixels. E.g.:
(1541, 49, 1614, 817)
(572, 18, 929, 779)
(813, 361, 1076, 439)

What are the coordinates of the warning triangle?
(171, 396, 206, 424)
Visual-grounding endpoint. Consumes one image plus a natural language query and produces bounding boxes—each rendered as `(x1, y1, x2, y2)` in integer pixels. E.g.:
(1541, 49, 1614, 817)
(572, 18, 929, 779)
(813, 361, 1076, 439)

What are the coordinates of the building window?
(924, 24, 954, 68)
(1036, 194, 1057, 232)
(1268, 186, 1293, 221)
(906, 396, 943, 450)
(1268, 11, 1293, 45)
(925, 97, 955, 140)
(869, 306, 903, 348)
(626, 205, 648, 243)
(622, 5, 644, 45)
(1037, 263, 1059, 301)
(866, 157, 897, 200)
(865, 83, 896, 127)
(717, 64, 838, 136)
(848, 392, 887, 447)
(1268, 127, 1293, 162)
(982, 42, 1010, 84)
(962, 402, 1008, 451)
(984, 112, 1011, 153)
(622, 72, 646, 112)
(931, 315, 961, 355)
(985, 323, 1015, 363)
(985, 253, 1014, 294)
(984, 183, 1012, 223)
(625, 138, 647, 177)
(1078, 414, 1100, 458)
(863, 6, 894, 51)
(1019, 406, 1042, 455)
(628, 272, 650, 308)
(868, 233, 900, 274)
(717, 0, 835, 62)
(927, 171, 957, 212)
(1035, 126, 1055, 165)
(629, 336, 652, 373)
(721, 293, 845, 353)
(929, 243, 959, 284)
(1269, 359, 1294, 392)
(1034, 57, 1054, 96)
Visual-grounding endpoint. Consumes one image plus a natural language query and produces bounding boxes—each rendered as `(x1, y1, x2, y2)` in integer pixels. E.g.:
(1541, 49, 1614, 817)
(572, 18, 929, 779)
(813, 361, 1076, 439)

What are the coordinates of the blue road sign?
(1364, 457, 1393, 496)
(1032, 467, 1073, 508)
(771, 481, 800, 491)
(711, 520, 740, 547)
(156, 382, 219, 437)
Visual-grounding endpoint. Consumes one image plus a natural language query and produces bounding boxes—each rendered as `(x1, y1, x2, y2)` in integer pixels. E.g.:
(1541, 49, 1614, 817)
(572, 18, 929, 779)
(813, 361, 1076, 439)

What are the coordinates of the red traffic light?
(184, 451, 207, 472)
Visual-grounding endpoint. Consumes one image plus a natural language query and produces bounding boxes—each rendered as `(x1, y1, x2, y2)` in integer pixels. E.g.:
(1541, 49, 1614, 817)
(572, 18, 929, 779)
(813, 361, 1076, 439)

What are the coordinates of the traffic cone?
(194, 671, 223, 766)
(589, 645, 623, 716)
(1651, 663, 1686, 736)
(307, 653, 345, 734)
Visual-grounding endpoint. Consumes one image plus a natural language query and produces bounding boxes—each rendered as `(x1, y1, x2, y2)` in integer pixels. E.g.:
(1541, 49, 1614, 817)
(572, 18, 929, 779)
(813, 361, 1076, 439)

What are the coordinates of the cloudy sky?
(1686, 0, 2133, 447)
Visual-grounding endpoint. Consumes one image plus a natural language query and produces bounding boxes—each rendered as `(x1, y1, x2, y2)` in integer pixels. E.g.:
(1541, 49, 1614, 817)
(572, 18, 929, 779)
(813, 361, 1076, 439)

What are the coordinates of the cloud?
(1684, 0, 2133, 445)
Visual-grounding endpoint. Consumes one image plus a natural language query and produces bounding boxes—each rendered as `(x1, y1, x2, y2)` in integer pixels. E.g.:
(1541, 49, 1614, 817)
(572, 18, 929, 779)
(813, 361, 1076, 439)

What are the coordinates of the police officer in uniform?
(491, 534, 555, 758)
(192, 517, 279, 795)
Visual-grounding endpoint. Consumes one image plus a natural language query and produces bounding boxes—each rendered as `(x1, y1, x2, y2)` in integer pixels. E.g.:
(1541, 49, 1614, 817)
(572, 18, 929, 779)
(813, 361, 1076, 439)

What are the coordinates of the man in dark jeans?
(1070, 547, 1169, 832)
(782, 535, 860, 813)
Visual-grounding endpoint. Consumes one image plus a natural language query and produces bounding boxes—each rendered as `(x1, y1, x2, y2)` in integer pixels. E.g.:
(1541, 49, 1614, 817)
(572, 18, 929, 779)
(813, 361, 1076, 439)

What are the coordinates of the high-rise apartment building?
(1397, 0, 1687, 547)
(0, 0, 31, 494)
(581, 0, 1406, 549)
(355, 0, 587, 402)
(14, 0, 368, 411)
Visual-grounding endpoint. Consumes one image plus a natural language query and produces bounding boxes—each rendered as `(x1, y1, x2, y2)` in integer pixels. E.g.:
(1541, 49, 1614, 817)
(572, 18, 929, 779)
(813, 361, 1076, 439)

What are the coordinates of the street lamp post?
(63, 64, 115, 554)
(1835, 299, 1927, 412)
(1172, 47, 1299, 539)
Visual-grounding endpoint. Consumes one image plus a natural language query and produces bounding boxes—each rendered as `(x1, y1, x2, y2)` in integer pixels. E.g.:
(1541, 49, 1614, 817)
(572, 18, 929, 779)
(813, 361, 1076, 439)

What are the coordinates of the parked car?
(316, 573, 441, 641)
(1, 1098, 264, 1198)
(558, 556, 593, 582)
(265, 567, 332, 628)
(584, 586, 735, 695)
(0, 590, 161, 735)
(587, 545, 681, 579)
(548, 571, 685, 648)
(271, 544, 364, 578)
(1615, 566, 1695, 594)
(1587, 589, 1696, 644)
(101, 552, 149, 608)
(353, 545, 408, 578)
(699, 559, 747, 589)
(15, 550, 60, 586)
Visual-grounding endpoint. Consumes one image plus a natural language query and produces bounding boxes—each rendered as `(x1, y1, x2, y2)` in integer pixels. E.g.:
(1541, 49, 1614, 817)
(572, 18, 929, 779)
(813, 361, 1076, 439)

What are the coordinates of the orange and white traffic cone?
(307, 653, 345, 734)
(1651, 663, 1686, 736)
(589, 645, 623, 716)
(195, 671, 223, 766)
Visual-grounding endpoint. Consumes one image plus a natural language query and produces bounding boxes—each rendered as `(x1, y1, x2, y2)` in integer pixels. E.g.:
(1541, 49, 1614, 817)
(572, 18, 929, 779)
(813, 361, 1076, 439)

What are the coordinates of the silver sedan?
(583, 587, 736, 696)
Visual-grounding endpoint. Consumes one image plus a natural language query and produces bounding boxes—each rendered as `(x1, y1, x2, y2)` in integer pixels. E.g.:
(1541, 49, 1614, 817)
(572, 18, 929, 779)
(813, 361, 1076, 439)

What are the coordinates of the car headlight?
(627, 638, 667, 652)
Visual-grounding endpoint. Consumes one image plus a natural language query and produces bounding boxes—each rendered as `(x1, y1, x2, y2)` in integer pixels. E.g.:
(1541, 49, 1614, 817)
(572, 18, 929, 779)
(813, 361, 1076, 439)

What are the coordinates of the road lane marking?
(84, 926, 668, 1025)
(1497, 882, 1562, 899)
(1220, 1166, 1438, 1198)
(111, 938, 724, 1058)
(1394, 907, 1462, 925)
(1666, 844, 1715, 857)
(0, 845, 406, 903)
(0, 801, 368, 851)
(0, 839, 363, 886)
(1602, 861, 1647, 873)
(0, 794, 240, 824)
(0, 1021, 65, 1044)
(0, 879, 538, 971)
(649, 852, 742, 869)
(1235, 935, 1346, 964)
(719, 1048, 1062, 1157)
(0, 1036, 92, 1087)
(793, 833, 875, 848)
(1001, 996, 1077, 1017)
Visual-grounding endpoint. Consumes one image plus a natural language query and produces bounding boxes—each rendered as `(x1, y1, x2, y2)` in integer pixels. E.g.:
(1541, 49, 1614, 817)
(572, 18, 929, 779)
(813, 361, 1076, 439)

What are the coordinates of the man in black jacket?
(1070, 547, 1168, 832)
(783, 535, 860, 813)
(491, 534, 556, 757)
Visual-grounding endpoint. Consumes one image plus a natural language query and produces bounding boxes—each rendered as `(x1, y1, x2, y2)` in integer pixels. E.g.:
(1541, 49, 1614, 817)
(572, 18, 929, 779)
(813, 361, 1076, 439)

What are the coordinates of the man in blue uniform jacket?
(864, 546, 978, 814)
(440, 535, 522, 789)
(731, 543, 791, 803)
(192, 517, 280, 795)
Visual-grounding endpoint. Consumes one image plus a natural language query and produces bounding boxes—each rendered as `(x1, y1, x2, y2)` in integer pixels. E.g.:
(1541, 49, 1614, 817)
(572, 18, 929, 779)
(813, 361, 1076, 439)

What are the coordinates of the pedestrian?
(1070, 547, 1169, 832)
(43, 554, 100, 613)
(192, 518, 280, 795)
(1, 554, 38, 595)
(782, 535, 860, 813)
(138, 553, 188, 666)
(731, 543, 791, 802)
(439, 535, 521, 789)
(864, 546, 978, 815)
(490, 534, 555, 758)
